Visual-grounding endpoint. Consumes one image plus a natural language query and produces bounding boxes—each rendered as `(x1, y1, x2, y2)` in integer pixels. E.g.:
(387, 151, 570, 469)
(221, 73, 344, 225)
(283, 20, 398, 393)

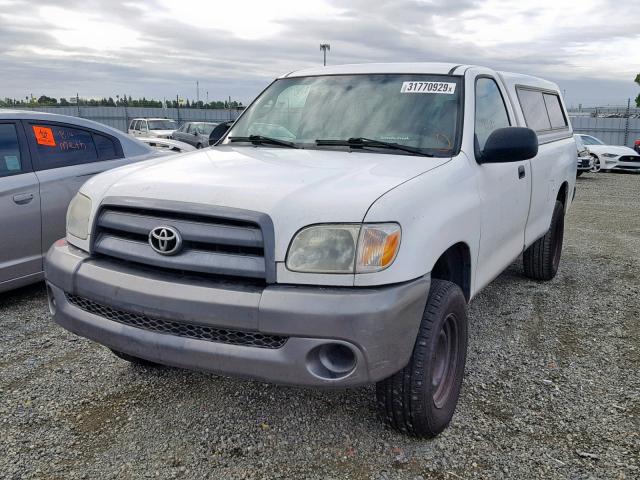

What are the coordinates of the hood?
(589, 145, 638, 156)
(84, 145, 449, 259)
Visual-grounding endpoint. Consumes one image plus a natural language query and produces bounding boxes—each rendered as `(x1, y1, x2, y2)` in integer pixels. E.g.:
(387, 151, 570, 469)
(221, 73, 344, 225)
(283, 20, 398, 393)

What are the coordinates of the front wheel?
(590, 154, 601, 173)
(376, 279, 468, 437)
(523, 200, 565, 281)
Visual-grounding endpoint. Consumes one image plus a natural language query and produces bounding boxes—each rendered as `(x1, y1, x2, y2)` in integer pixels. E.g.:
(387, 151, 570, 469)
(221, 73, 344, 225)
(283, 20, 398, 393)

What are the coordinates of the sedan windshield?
(148, 120, 177, 130)
(223, 74, 462, 156)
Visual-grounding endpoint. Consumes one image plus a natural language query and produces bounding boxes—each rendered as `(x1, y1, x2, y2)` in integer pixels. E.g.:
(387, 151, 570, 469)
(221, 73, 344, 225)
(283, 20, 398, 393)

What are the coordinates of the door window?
(93, 133, 122, 160)
(475, 77, 511, 151)
(0, 124, 24, 178)
(30, 124, 99, 169)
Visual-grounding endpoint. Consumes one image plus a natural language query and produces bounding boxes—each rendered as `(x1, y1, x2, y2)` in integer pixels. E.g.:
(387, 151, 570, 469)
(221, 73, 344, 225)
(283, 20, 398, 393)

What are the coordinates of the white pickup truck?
(45, 63, 576, 437)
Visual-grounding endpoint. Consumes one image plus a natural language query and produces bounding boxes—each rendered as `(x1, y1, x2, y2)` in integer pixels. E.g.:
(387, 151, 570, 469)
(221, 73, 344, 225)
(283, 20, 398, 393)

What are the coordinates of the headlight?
(66, 193, 92, 240)
(602, 153, 617, 158)
(286, 223, 401, 274)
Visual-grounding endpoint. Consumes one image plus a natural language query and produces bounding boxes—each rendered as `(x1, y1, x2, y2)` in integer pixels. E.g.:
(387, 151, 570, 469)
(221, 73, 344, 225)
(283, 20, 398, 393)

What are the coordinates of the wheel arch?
(556, 181, 569, 211)
(430, 242, 472, 302)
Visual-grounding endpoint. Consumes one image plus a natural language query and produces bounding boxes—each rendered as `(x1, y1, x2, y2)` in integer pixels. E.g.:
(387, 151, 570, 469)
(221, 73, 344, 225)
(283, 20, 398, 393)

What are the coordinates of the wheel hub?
(431, 313, 458, 409)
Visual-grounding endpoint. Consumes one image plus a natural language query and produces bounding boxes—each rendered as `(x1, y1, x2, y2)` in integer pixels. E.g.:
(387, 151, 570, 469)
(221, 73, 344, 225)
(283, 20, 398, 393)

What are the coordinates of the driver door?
(472, 75, 532, 290)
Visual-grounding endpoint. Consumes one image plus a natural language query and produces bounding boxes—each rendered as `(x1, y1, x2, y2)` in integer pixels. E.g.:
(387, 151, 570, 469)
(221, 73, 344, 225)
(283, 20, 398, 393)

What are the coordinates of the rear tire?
(376, 279, 468, 437)
(110, 349, 162, 367)
(523, 200, 565, 281)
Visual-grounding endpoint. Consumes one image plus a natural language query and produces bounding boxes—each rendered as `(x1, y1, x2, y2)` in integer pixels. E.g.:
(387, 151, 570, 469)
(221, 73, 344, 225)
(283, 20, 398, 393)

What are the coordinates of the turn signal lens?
(356, 224, 401, 273)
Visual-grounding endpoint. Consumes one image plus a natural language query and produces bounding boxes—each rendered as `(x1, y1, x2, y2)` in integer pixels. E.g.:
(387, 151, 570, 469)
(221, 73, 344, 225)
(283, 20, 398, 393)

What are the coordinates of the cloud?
(0, 0, 638, 106)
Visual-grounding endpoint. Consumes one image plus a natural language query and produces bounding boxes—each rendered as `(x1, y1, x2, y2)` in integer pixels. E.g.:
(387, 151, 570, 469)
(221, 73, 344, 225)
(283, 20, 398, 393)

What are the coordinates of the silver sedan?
(172, 122, 218, 148)
(0, 109, 160, 293)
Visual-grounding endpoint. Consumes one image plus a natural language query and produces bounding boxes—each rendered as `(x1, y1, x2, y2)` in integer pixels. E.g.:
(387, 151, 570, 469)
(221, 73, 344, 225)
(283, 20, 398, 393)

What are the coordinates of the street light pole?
(320, 43, 330, 66)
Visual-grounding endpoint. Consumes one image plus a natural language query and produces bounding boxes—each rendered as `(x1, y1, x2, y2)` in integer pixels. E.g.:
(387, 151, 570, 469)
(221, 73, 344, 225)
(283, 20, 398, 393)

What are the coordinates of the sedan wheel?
(590, 155, 601, 173)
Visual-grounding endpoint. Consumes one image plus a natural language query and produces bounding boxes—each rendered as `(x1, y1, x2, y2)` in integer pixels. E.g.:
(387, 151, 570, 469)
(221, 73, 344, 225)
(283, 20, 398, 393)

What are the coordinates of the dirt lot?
(1, 173, 638, 480)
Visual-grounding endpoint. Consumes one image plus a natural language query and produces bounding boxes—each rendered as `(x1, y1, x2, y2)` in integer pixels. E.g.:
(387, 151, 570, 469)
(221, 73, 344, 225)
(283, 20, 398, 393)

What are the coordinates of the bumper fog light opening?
(307, 343, 357, 380)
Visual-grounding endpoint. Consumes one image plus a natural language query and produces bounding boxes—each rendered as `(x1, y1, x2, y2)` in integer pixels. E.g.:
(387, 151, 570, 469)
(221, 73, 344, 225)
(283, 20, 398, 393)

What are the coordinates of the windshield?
(148, 120, 177, 130)
(224, 74, 462, 156)
(581, 135, 604, 146)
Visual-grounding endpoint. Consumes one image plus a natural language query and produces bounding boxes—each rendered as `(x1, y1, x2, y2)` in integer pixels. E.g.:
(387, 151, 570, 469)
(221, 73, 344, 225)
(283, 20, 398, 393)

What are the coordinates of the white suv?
(128, 118, 177, 139)
(45, 63, 576, 437)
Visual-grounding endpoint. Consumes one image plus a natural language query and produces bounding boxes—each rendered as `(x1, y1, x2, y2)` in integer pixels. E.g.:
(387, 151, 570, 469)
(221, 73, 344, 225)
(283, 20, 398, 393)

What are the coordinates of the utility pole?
(624, 98, 631, 146)
(320, 43, 330, 66)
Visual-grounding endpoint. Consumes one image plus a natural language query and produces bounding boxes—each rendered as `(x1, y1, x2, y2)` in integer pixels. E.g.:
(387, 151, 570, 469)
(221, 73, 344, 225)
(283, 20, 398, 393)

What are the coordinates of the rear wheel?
(110, 349, 163, 367)
(376, 279, 468, 437)
(523, 200, 565, 281)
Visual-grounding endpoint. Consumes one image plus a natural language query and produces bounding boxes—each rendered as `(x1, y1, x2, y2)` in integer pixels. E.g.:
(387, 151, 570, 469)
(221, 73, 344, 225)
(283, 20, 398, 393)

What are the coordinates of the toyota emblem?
(149, 225, 182, 255)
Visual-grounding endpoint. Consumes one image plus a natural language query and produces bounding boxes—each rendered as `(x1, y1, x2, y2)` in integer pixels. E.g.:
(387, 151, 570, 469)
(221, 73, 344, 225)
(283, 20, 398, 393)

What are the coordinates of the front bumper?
(577, 156, 593, 171)
(45, 241, 430, 387)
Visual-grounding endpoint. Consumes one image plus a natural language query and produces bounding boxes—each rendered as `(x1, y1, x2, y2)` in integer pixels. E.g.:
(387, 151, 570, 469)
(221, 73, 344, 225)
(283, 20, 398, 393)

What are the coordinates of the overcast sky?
(1, 0, 638, 107)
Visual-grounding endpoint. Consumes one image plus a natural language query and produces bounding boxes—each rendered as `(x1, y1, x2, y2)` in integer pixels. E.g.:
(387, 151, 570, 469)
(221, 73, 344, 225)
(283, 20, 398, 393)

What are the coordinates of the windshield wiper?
(229, 135, 298, 148)
(315, 137, 433, 157)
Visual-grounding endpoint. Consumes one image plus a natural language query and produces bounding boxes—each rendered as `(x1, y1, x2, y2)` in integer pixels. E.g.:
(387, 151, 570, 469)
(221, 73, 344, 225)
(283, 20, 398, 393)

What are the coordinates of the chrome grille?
(92, 205, 268, 281)
(65, 293, 288, 349)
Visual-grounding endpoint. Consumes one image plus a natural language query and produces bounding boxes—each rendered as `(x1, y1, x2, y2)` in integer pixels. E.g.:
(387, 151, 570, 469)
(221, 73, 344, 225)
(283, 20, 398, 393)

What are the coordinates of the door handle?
(13, 193, 34, 205)
(518, 165, 526, 179)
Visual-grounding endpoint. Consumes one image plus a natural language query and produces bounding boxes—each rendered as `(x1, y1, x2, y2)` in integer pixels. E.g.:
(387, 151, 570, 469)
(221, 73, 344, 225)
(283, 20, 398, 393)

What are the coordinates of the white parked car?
(577, 134, 640, 173)
(136, 137, 196, 154)
(45, 63, 575, 438)
(128, 118, 177, 139)
(574, 134, 593, 176)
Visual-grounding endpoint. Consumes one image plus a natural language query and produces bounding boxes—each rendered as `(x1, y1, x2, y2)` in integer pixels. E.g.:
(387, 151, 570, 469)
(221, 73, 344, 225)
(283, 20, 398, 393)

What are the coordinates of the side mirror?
(209, 121, 233, 146)
(478, 127, 538, 163)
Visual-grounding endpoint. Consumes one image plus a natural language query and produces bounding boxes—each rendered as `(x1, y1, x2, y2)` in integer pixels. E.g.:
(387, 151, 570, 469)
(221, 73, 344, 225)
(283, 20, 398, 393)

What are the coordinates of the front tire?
(376, 279, 468, 438)
(523, 200, 565, 281)
(590, 154, 601, 173)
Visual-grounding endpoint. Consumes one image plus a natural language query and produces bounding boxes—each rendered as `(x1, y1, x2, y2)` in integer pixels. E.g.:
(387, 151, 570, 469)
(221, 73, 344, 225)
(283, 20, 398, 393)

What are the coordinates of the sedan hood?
(85, 146, 449, 259)
(589, 145, 639, 156)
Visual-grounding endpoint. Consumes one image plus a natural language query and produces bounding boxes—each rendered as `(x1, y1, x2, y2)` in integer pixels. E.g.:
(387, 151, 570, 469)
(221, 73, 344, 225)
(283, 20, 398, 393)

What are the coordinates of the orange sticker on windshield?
(33, 126, 56, 146)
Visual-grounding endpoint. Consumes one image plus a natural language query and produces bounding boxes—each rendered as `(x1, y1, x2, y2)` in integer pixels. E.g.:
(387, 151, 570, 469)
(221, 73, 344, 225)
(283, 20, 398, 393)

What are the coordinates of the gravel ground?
(1, 172, 638, 480)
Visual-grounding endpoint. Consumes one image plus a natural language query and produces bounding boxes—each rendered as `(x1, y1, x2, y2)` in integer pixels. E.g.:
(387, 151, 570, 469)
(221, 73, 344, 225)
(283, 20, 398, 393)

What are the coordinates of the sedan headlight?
(602, 153, 617, 158)
(66, 193, 92, 240)
(286, 223, 401, 274)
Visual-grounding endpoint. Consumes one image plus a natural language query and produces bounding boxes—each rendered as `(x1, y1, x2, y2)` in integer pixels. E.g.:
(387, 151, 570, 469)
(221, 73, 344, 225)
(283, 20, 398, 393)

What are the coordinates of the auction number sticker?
(33, 125, 56, 146)
(401, 81, 456, 94)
